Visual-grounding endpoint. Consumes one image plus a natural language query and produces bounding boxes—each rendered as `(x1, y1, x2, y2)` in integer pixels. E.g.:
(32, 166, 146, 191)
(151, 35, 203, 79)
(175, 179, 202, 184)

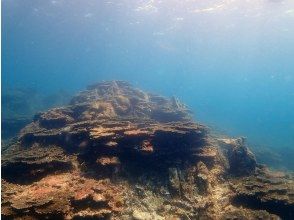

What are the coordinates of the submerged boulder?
(1, 81, 293, 220)
(218, 137, 257, 176)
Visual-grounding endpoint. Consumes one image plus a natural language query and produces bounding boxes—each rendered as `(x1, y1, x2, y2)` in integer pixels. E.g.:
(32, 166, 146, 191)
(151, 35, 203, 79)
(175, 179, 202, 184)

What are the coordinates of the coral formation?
(2, 81, 293, 219)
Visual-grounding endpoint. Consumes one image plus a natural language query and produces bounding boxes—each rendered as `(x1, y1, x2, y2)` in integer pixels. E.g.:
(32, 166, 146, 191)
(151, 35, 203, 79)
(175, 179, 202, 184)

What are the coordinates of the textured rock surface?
(2, 81, 294, 219)
(230, 167, 294, 219)
(218, 137, 257, 176)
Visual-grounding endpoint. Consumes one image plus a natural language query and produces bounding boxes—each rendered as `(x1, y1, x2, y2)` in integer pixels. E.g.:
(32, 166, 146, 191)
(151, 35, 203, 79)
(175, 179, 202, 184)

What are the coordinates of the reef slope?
(2, 81, 293, 219)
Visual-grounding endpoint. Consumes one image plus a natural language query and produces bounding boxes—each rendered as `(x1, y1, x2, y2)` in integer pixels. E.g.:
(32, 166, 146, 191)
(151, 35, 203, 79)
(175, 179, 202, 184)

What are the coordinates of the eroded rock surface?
(2, 81, 293, 219)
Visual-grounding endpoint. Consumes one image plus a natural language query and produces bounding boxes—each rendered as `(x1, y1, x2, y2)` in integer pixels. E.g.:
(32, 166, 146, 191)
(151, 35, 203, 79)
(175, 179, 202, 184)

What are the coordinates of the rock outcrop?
(2, 81, 293, 219)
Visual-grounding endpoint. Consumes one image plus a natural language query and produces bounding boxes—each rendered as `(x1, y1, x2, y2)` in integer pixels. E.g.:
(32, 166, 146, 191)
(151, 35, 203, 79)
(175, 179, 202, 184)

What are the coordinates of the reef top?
(69, 80, 191, 122)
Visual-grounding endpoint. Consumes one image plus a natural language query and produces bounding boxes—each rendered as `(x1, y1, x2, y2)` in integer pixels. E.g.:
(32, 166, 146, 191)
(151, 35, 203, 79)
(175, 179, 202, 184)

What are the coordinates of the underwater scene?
(1, 0, 294, 219)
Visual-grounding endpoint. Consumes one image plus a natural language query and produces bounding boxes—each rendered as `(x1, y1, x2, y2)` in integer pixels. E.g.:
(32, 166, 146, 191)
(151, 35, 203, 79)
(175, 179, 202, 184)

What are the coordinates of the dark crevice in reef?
(232, 194, 294, 220)
(2, 161, 72, 184)
(20, 130, 90, 153)
(71, 197, 110, 211)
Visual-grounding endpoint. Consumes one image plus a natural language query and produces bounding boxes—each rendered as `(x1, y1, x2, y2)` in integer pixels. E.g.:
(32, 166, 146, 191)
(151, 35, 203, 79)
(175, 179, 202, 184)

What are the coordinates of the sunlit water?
(2, 0, 294, 170)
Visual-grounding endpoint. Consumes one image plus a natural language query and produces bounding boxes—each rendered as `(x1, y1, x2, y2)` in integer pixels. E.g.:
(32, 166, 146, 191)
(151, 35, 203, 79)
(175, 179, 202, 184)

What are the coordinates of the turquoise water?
(2, 0, 294, 169)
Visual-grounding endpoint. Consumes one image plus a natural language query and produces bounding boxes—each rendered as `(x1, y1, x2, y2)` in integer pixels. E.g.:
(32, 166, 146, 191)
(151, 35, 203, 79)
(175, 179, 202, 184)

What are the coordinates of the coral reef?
(2, 81, 294, 219)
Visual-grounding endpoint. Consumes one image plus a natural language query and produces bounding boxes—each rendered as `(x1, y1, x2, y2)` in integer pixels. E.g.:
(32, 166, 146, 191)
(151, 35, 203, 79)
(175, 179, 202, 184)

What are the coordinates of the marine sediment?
(1, 81, 293, 219)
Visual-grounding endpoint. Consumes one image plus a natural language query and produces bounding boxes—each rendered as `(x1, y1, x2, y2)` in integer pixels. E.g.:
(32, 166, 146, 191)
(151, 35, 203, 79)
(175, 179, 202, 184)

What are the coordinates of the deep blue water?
(2, 0, 294, 169)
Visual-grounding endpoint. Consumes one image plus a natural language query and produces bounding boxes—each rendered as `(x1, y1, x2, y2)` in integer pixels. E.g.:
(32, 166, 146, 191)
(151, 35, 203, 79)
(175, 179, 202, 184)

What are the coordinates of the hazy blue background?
(2, 0, 294, 169)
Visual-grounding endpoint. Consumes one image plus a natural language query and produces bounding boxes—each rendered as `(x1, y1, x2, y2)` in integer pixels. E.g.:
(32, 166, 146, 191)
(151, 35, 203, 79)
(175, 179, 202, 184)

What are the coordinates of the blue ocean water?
(2, 0, 294, 169)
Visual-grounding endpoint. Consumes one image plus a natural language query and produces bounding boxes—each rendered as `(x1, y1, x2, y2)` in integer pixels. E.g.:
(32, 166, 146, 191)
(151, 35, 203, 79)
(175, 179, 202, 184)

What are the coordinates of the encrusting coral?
(2, 81, 293, 219)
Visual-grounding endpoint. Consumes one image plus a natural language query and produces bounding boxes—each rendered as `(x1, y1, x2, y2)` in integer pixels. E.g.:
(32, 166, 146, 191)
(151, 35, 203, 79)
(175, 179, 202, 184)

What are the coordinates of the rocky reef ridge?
(2, 81, 293, 219)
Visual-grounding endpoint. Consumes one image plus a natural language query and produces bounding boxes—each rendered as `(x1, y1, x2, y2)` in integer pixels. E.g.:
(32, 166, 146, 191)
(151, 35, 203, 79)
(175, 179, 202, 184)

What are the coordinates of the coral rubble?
(2, 81, 293, 219)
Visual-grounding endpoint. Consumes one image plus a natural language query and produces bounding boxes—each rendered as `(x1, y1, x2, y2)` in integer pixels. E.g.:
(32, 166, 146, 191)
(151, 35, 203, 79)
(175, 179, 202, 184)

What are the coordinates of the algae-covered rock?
(218, 137, 257, 176)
